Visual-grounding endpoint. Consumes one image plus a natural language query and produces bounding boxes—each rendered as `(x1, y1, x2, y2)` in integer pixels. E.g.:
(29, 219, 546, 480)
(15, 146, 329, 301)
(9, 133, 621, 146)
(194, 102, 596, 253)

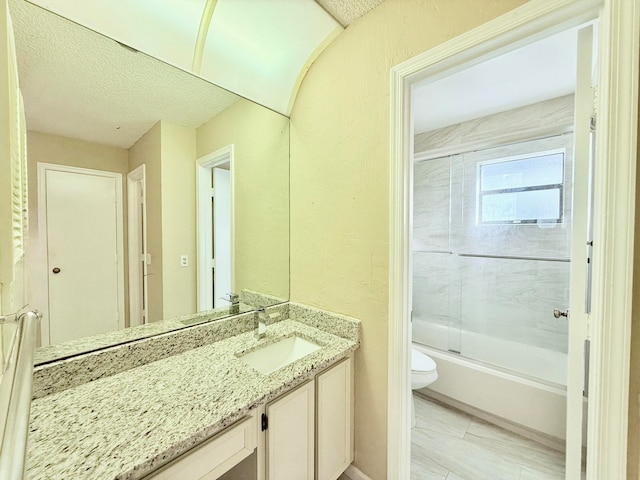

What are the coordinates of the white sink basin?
(239, 335, 322, 375)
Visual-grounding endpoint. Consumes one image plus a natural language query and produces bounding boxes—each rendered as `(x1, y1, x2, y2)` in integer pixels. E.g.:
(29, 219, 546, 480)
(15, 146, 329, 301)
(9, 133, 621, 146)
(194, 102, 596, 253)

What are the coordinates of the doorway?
(37, 163, 125, 345)
(387, 1, 639, 479)
(196, 145, 234, 311)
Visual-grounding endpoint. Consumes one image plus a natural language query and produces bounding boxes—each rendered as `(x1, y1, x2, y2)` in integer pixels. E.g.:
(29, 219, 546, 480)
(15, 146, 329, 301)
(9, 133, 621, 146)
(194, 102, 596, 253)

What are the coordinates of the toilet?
(411, 347, 438, 427)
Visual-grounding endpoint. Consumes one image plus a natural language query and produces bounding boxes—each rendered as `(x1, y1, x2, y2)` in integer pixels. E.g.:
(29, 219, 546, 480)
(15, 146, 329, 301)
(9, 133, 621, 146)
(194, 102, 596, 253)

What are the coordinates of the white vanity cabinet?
(264, 380, 315, 479)
(146, 356, 354, 480)
(315, 357, 354, 480)
(261, 356, 354, 480)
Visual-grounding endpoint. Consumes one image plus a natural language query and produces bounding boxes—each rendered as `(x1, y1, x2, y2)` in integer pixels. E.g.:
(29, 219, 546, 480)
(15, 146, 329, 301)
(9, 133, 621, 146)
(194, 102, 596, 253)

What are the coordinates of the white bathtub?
(413, 320, 567, 386)
(413, 322, 571, 446)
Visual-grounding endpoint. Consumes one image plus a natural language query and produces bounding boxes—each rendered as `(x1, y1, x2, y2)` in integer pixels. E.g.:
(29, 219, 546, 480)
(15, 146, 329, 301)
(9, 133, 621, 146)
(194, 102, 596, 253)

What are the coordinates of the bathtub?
(413, 322, 573, 448)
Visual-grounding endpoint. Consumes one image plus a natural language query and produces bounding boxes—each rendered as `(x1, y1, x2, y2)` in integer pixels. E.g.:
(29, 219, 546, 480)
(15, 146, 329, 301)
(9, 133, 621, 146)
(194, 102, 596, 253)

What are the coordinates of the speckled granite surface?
(240, 289, 287, 309)
(32, 312, 256, 399)
(33, 320, 185, 365)
(26, 319, 358, 480)
(32, 303, 359, 400)
(289, 303, 361, 342)
(34, 306, 251, 366)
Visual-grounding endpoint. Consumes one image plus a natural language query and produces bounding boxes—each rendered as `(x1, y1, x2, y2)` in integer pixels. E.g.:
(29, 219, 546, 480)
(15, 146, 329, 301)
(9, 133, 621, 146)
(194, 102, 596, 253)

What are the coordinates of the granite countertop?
(26, 319, 358, 480)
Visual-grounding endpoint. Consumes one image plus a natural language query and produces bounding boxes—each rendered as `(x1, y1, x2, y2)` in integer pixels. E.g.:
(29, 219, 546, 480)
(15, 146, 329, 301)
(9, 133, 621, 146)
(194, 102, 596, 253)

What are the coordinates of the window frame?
(475, 148, 566, 226)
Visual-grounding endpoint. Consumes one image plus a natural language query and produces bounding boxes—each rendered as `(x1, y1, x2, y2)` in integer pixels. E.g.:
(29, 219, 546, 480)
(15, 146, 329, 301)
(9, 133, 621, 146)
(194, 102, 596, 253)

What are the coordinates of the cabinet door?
(266, 380, 314, 480)
(316, 357, 354, 480)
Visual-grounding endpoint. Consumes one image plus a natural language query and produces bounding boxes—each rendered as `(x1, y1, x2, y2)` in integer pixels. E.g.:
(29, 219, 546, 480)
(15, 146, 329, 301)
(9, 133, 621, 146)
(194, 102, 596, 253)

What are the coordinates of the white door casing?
(127, 164, 148, 327)
(196, 145, 234, 312)
(37, 163, 125, 345)
(213, 167, 231, 309)
(388, 1, 638, 480)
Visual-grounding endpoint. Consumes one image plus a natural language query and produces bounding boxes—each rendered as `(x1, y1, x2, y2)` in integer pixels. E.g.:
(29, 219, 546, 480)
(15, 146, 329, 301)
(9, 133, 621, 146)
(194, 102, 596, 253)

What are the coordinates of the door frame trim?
(387, 0, 639, 479)
(196, 144, 235, 311)
(37, 162, 126, 346)
(127, 164, 147, 327)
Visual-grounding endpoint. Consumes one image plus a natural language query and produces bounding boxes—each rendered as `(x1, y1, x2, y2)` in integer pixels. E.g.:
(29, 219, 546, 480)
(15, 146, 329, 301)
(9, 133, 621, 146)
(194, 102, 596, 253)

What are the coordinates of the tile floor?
(339, 393, 569, 480)
(411, 393, 566, 480)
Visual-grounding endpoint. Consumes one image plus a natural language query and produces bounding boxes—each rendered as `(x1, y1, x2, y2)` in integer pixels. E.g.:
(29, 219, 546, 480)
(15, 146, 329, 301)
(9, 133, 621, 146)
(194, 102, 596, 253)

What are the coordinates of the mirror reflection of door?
(127, 164, 148, 327)
(197, 145, 233, 311)
(39, 163, 125, 345)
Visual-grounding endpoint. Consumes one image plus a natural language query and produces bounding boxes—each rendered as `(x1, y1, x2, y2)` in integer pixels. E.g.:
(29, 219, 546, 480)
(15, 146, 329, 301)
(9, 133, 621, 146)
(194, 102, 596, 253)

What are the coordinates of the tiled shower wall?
(413, 95, 575, 356)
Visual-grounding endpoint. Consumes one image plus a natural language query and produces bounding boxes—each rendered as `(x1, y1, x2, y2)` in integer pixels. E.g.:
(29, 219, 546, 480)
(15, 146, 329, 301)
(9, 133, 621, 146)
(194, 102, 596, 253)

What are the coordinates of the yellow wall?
(196, 99, 290, 299)
(160, 121, 197, 319)
(129, 120, 197, 321)
(289, 0, 527, 476)
(129, 122, 163, 322)
(26, 131, 130, 336)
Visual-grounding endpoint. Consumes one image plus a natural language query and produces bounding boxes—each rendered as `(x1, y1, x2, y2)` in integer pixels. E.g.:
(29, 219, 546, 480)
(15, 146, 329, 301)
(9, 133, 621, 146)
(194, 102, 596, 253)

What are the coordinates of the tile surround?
(414, 95, 574, 155)
(413, 95, 575, 364)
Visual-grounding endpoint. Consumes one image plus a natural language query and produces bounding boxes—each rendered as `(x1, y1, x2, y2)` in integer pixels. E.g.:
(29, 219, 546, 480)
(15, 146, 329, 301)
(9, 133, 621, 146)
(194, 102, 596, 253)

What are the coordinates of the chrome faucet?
(221, 293, 240, 314)
(254, 308, 267, 339)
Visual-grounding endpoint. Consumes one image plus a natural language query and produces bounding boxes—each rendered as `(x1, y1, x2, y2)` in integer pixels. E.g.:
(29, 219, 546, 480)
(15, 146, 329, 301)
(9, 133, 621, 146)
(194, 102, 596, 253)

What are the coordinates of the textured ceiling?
(9, 0, 240, 148)
(315, 0, 385, 27)
(22, 0, 341, 116)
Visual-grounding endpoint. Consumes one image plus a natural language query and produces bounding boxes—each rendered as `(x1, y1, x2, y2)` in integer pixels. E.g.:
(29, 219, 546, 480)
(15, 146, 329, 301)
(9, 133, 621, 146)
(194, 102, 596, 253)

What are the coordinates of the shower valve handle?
(553, 308, 569, 319)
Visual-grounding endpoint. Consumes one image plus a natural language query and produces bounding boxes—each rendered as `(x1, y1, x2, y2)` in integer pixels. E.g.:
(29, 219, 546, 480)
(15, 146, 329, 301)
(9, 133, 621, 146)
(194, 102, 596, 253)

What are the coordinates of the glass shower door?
(412, 154, 462, 354)
(412, 133, 574, 388)
(455, 134, 573, 386)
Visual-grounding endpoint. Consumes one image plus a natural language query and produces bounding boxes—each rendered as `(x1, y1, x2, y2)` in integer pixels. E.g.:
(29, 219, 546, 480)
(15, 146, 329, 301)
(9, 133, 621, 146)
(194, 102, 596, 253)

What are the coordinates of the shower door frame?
(388, 1, 639, 480)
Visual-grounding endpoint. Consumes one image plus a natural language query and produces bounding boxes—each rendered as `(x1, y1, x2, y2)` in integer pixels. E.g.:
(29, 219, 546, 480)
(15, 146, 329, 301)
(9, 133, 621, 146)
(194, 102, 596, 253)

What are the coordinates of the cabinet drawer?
(147, 411, 257, 480)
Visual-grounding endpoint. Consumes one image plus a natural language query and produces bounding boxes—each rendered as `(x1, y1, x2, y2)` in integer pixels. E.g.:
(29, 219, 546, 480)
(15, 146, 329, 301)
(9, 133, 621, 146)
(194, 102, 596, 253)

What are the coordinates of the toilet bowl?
(411, 348, 438, 390)
(411, 347, 438, 427)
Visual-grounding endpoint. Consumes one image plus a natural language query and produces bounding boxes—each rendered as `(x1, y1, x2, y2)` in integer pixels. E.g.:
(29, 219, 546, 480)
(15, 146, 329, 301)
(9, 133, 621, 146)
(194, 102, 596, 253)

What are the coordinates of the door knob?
(52, 267, 61, 274)
(553, 308, 568, 318)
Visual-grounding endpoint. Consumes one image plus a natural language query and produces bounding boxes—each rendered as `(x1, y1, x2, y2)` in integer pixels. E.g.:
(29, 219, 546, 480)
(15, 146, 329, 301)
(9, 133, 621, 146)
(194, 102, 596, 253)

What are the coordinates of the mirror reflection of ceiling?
(412, 26, 588, 134)
(9, 0, 242, 148)
(21, 0, 385, 116)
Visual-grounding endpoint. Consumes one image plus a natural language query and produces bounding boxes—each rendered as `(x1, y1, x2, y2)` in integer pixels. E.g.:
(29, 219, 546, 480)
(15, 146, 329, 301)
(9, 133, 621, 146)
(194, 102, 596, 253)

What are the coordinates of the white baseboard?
(344, 464, 373, 480)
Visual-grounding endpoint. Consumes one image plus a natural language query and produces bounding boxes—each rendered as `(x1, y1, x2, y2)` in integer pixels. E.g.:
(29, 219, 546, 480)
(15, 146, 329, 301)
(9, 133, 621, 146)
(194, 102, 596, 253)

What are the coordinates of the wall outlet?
(180, 255, 189, 267)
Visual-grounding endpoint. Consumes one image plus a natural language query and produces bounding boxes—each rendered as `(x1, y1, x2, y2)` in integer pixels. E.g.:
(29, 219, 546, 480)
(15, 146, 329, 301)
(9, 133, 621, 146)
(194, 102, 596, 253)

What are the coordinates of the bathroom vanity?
(25, 303, 360, 480)
(149, 357, 353, 480)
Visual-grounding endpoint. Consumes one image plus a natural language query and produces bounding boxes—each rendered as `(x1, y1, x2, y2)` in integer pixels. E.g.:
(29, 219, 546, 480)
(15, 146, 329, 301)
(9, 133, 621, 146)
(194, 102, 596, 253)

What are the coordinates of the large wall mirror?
(9, 0, 290, 363)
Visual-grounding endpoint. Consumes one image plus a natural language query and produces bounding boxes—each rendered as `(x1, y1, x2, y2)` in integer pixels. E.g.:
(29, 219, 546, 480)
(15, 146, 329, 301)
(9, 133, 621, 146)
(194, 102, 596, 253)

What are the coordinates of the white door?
(44, 168, 122, 344)
(565, 23, 597, 479)
(213, 167, 231, 308)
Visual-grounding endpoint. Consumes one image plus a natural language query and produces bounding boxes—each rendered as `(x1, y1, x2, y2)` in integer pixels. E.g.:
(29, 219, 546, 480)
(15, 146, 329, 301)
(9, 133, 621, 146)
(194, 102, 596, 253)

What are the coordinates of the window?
(477, 151, 564, 225)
